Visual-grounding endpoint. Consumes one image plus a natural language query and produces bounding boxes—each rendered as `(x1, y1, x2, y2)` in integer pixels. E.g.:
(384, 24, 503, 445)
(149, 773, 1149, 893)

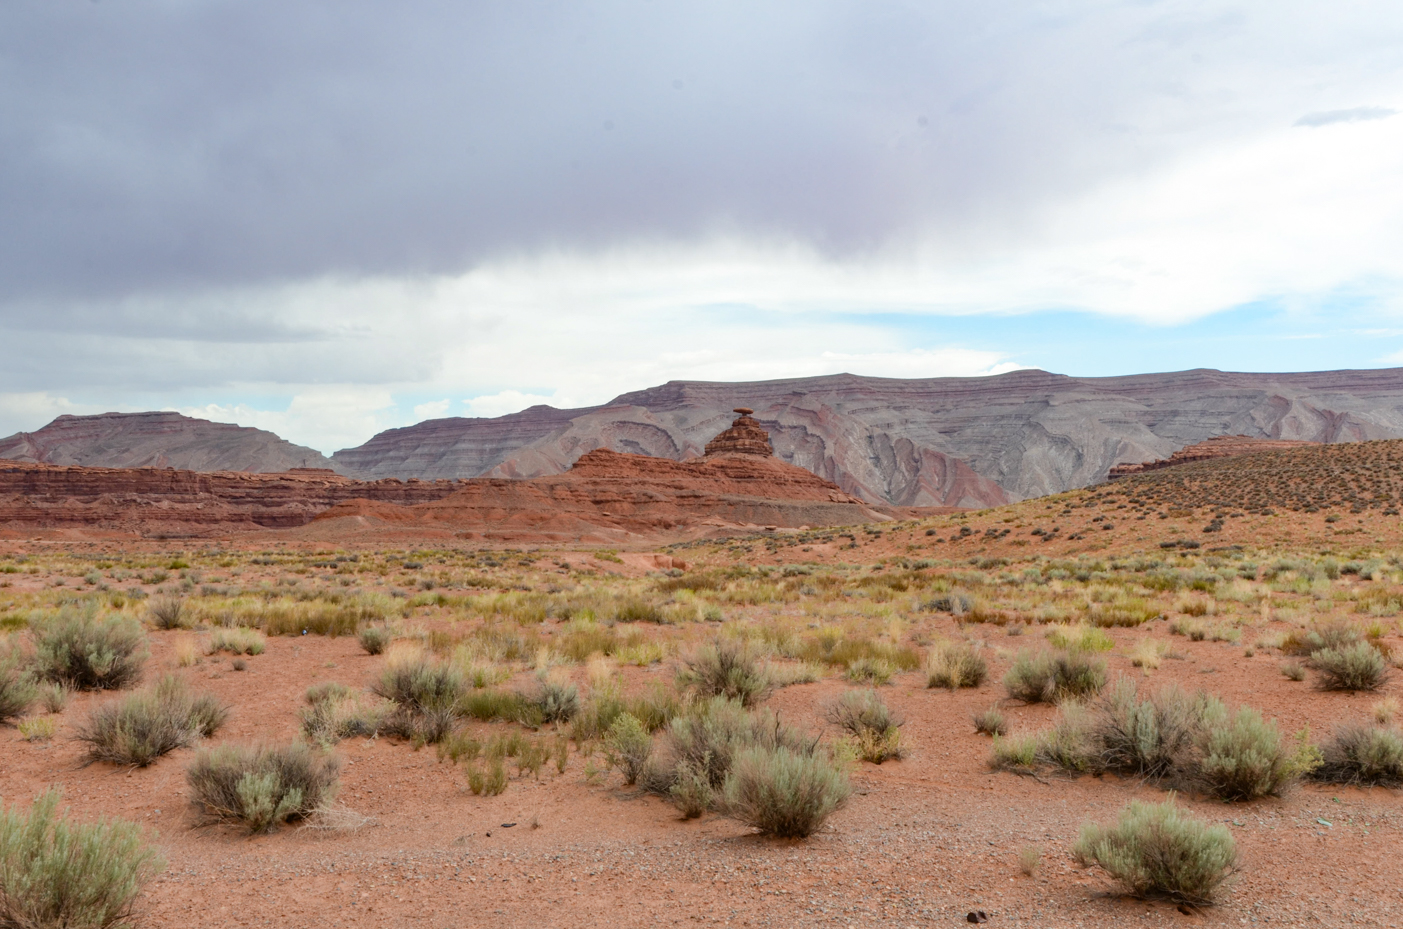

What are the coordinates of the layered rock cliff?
(331, 367, 1403, 505)
(0, 412, 333, 473)
(0, 462, 461, 535)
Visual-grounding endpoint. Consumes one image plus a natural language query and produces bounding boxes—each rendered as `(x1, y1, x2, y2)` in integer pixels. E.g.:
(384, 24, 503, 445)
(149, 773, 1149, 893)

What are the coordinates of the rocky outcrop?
(312, 447, 898, 543)
(333, 367, 1403, 505)
(0, 412, 333, 473)
(703, 409, 774, 457)
(1107, 435, 1321, 478)
(0, 461, 461, 535)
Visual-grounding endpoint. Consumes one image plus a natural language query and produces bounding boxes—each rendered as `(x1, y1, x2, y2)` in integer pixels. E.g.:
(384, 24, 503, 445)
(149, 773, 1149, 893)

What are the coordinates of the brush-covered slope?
(0, 412, 334, 473)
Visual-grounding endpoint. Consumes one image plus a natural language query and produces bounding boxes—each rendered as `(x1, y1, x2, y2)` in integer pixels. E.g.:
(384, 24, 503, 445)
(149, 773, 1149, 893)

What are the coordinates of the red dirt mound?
(1108, 434, 1319, 478)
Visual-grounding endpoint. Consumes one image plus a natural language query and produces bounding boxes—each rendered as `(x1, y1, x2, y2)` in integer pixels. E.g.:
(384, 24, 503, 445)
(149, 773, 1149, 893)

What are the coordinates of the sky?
(3, 1, 1402, 454)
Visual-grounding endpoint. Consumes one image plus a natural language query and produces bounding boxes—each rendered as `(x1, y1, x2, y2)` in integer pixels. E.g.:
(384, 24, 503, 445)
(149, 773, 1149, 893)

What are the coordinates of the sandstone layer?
(310, 448, 909, 543)
(0, 462, 461, 536)
(1107, 434, 1320, 478)
(0, 412, 333, 473)
(330, 367, 1403, 506)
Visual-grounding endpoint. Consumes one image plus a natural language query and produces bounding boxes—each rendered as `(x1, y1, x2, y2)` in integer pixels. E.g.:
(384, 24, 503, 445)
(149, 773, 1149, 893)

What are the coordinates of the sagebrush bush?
(1312, 642, 1387, 692)
(32, 608, 147, 690)
(723, 745, 851, 838)
(37, 680, 70, 714)
(372, 652, 466, 743)
(825, 689, 903, 763)
(603, 712, 652, 785)
(358, 625, 393, 655)
(1196, 707, 1313, 801)
(299, 683, 386, 745)
(1311, 723, 1403, 786)
(843, 657, 894, 685)
(925, 641, 987, 689)
(1004, 650, 1106, 703)
(1092, 679, 1215, 781)
(1074, 798, 1236, 905)
(146, 596, 187, 631)
(75, 675, 227, 766)
(642, 696, 813, 811)
(678, 639, 772, 706)
(207, 627, 266, 656)
(187, 743, 340, 833)
(0, 640, 37, 723)
(0, 788, 163, 929)
(973, 705, 1006, 736)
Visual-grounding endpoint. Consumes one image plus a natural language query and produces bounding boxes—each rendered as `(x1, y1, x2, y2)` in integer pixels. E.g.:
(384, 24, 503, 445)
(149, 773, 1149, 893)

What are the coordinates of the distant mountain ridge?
(330, 367, 1403, 506)
(9, 367, 1403, 506)
(0, 412, 333, 473)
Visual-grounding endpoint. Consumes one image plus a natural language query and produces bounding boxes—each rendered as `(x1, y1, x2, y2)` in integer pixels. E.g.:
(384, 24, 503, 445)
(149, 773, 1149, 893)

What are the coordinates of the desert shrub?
(825, 689, 903, 763)
(1311, 723, 1403, 786)
(299, 683, 386, 745)
(467, 757, 509, 796)
(722, 745, 851, 838)
(1280, 660, 1306, 681)
(31, 608, 147, 691)
(1312, 642, 1387, 692)
(1074, 799, 1236, 905)
(973, 705, 1006, 736)
(613, 597, 666, 624)
(1092, 679, 1215, 781)
(843, 657, 894, 685)
(669, 760, 714, 818)
(1087, 598, 1161, 628)
(1045, 624, 1114, 653)
(186, 743, 340, 833)
(603, 712, 652, 785)
(0, 788, 163, 929)
(460, 689, 543, 727)
(535, 676, 580, 724)
(677, 639, 772, 707)
(37, 680, 70, 714)
(75, 675, 227, 766)
(207, 627, 266, 656)
(925, 641, 987, 689)
(0, 640, 37, 723)
(146, 596, 187, 631)
(642, 697, 812, 806)
(570, 682, 680, 742)
(372, 652, 466, 743)
(1280, 620, 1361, 657)
(1004, 650, 1106, 704)
(1196, 707, 1313, 801)
(358, 625, 393, 655)
(19, 717, 56, 741)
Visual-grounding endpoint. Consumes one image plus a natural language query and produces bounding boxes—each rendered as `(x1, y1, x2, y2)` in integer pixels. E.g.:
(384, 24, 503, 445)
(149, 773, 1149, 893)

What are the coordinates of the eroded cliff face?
(0, 462, 461, 535)
(331, 367, 1403, 506)
(0, 412, 333, 473)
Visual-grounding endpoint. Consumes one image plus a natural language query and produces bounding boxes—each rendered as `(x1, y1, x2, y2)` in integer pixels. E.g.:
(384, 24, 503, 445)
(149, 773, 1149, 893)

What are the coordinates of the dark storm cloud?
(0, 0, 1302, 308)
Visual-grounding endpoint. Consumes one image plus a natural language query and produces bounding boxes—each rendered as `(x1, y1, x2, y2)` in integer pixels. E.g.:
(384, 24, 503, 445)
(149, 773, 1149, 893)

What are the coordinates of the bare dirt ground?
(4, 465, 1403, 928)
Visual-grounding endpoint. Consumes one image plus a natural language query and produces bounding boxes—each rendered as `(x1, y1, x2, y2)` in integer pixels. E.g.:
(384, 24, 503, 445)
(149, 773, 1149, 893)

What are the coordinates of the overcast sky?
(3, 1, 1402, 452)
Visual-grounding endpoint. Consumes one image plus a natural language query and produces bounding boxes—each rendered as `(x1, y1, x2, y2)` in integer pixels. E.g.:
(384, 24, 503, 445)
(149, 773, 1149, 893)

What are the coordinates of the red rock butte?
(703, 408, 774, 457)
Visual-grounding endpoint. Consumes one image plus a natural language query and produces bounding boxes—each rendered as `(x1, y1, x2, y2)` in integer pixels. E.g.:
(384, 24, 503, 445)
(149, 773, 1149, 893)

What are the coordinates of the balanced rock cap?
(733, 407, 754, 415)
(704, 409, 773, 457)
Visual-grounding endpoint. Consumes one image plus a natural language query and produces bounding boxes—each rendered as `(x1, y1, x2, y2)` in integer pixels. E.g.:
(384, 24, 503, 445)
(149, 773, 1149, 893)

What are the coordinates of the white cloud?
(0, 392, 90, 437)
(412, 399, 451, 421)
(463, 392, 561, 418)
(175, 386, 397, 455)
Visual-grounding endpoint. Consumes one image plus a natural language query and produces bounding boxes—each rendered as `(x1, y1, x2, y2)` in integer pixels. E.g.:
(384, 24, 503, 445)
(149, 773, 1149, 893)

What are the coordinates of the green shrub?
(459, 689, 542, 727)
(1280, 661, 1306, 681)
(186, 743, 340, 833)
(38, 681, 70, 714)
(825, 689, 903, 763)
(1004, 650, 1106, 703)
(678, 639, 772, 706)
(973, 705, 1005, 736)
(0, 788, 163, 929)
(535, 677, 580, 724)
(146, 596, 186, 631)
(467, 757, 508, 796)
(925, 641, 987, 689)
(358, 625, 393, 655)
(74, 676, 227, 766)
(1074, 799, 1236, 905)
(669, 760, 714, 818)
(843, 657, 894, 685)
(613, 598, 665, 624)
(642, 697, 811, 803)
(1312, 642, 1388, 692)
(1045, 624, 1114, 653)
(1092, 679, 1215, 781)
(603, 713, 653, 785)
(207, 627, 266, 656)
(1196, 707, 1313, 801)
(372, 655, 466, 743)
(722, 745, 851, 838)
(1311, 723, 1403, 786)
(299, 683, 386, 745)
(32, 608, 148, 691)
(0, 641, 37, 723)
